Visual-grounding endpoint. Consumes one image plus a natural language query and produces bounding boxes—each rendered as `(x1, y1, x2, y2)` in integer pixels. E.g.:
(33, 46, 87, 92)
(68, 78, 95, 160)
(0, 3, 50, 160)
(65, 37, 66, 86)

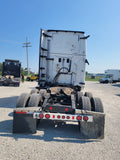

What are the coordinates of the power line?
(22, 37, 32, 76)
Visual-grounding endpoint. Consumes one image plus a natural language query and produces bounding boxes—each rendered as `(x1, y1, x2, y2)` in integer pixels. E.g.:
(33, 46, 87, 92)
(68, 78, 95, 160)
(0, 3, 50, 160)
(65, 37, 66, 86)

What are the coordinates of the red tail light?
(45, 114, 50, 119)
(62, 116, 65, 119)
(67, 116, 70, 119)
(72, 116, 75, 120)
(53, 115, 55, 119)
(49, 107, 53, 110)
(57, 115, 60, 119)
(77, 116, 82, 121)
(83, 116, 88, 121)
(39, 114, 44, 119)
(65, 108, 68, 111)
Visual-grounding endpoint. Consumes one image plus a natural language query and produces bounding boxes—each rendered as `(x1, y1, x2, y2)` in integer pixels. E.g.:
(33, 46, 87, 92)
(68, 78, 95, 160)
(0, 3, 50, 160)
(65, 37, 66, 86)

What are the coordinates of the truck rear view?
(13, 29, 105, 139)
(0, 59, 21, 86)
(38, 30, 88, 90)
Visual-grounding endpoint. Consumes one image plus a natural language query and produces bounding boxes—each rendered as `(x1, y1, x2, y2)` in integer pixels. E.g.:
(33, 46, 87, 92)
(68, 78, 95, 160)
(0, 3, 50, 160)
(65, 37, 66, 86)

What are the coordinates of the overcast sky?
(0, 0, 120, 73)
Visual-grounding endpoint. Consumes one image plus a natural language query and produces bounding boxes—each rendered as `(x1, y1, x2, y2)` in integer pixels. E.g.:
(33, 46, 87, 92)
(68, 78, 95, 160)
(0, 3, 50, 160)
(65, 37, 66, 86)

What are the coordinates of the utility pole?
(22, 37, 32, 76)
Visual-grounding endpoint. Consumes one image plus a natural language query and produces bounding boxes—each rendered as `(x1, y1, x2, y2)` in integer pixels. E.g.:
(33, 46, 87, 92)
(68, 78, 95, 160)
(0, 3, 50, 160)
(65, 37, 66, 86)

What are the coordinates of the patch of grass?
(85, 76, 104, 81)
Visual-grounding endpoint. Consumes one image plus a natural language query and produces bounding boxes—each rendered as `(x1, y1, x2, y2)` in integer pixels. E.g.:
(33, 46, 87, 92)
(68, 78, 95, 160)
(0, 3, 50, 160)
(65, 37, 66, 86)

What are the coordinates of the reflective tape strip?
(15, 111, 33, 114)
(16, 111, 27, 114)
(33, 113, 93, 122)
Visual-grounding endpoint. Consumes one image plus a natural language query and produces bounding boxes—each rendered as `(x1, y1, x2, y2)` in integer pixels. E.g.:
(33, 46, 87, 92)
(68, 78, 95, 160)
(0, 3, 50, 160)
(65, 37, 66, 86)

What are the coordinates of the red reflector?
(65, 108, 68, 111)
(83, 116, 88, 121)
(72, 116, 74, 120)
(49, 107, 53, 110)
(57, 115, 60, 119)
(16, 111, 27, 114)
(45, 114, 50, 119)
(39, 114, 44, 119)
(53, 115, 55, 119)
(62, 116, 65, 119)
(77, 116, 82, 121)
(67, 116, 70, 119)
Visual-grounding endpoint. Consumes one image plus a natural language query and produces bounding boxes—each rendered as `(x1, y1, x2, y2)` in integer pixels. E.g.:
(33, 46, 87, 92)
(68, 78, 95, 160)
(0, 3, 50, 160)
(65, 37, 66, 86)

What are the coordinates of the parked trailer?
(99, 69, 120, 83)
(13, 29, 105, 139)
(0, 59, 21, 86)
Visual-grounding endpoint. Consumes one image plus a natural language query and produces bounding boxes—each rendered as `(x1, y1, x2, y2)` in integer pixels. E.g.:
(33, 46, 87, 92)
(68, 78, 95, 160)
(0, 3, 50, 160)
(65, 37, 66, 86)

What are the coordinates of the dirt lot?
(0, 81, 120, 160)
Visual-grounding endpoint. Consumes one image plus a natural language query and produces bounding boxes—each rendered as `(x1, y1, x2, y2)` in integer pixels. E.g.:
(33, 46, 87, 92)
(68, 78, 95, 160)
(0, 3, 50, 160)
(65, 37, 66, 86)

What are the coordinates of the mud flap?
(13, 112, 37, 134)
(79, 113, 105, 139)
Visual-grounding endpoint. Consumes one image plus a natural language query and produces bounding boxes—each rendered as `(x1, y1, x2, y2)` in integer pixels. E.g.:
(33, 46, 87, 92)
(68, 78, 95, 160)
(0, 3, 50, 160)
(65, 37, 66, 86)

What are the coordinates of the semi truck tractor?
(99, 69, 120, 83)
(13, 29, 105, 139)
(0, 59, 21, 86)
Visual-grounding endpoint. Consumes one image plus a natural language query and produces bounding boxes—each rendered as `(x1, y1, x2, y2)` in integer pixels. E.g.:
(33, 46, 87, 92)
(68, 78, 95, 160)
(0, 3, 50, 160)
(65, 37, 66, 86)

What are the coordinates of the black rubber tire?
(77, 91, 83, 103)
(84, 92, 93, 99)
(14, 83, 20, 87)
(30, 89, 39, 94)
(104, 80, 109, 84)
(39, 89, 47, 99)
(78, 96, 91, 111)
(91, 97, 104, 112)
(16, 93, 31, 108)
(28, 93, 43, 107)
(26, 77, 30, 81)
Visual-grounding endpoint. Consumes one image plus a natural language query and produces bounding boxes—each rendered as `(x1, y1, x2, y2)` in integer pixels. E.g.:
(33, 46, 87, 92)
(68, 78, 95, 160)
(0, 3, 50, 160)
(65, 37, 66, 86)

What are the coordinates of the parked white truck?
(13, 29, 105, 139)
(99, 69, 120, 83)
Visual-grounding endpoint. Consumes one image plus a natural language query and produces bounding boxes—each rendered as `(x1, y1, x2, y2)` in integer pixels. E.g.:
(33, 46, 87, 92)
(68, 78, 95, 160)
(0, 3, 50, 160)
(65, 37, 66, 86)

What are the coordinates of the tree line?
(0, 62, 2, 76)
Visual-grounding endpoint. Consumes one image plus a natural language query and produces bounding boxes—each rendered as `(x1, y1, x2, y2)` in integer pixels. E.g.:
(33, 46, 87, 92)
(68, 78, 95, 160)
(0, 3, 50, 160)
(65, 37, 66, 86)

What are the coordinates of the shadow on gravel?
(112, 84, 120, 88)
(8, 112, 13, 117)
(0, 96, 18, 108)
(0, 119, 101, 144)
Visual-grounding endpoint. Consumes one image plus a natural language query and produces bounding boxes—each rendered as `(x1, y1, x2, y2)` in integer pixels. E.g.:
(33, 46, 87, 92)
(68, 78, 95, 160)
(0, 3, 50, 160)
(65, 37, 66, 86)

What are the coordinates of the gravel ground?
(0, 81, 120, 160)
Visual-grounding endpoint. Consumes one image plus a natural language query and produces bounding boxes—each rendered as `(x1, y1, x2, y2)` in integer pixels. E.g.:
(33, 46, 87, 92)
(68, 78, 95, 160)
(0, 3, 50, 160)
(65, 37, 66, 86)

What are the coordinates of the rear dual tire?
(77, 95, 103, 113)
(28, 93, 43, 107)
(16, 93, 31, 108)
(91, 97, 104, 113)
(84, 92, 93, 99)
(30, 89, 39, 94)
(77, 96, 91, 111)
